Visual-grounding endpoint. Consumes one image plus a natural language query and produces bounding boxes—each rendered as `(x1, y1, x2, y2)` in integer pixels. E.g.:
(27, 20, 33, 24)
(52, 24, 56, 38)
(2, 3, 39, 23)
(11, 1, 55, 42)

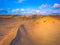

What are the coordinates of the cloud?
(43, 10, 60, 15)
(12, 8, 20, 13)
(12, 8, 60, 15)
(20, 8, 25, 12)
(18, 0, 25, 3)
(11, 8, 25, 14)
(32, 9, 40, 14)
(11, 8, 41, 14)
(22, 9, 41, 14)
(39, 4, 47, 9)
(20, 8, 32, 14)
(39, 9, 56, 15)
(53, 3, 60, 8)
(52, 10, 60, 13)
(35, 10, 40, 13)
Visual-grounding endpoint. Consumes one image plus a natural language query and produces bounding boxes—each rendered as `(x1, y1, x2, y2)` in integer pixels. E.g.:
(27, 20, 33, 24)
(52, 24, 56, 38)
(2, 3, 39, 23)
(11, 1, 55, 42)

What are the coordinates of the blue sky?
(0, 0, 60, 15)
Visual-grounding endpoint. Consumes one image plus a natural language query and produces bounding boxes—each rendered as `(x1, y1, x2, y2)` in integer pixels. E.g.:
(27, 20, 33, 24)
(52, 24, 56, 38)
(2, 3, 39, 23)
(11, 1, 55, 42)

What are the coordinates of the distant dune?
(0, 16, 13, 19)
(0, 15, 60, 45)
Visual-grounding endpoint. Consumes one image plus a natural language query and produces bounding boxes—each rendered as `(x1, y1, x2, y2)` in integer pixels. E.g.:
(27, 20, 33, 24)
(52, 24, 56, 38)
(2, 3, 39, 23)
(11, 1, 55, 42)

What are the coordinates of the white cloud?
(11, 8, 41, 14)
(41, 10, 60, 15)
(52, 10, 60, 13)
(20, 8, 25, 12)
(12, 8, 59, 15)
(39, 9, 54, 15)
(32, 9, 40, 14)
(11, 8, 20, 14)
(20, 8, 32, 14)
(11, 8, 25, 14)
(53, 3, 60, 8)
(35, 10, 40, 13)
(39, 4, 47, 9)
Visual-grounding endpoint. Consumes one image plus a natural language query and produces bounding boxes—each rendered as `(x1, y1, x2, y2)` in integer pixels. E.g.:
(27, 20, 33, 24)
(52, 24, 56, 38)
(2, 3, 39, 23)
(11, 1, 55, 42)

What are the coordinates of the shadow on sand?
(10, 24, 32, 45)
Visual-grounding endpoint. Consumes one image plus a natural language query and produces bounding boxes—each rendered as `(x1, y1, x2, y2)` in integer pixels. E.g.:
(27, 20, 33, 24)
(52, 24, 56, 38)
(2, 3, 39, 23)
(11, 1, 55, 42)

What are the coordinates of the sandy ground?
(10, 16, 60, 45)
(0, 16, 60, 45)
(0, 18, 21, 45)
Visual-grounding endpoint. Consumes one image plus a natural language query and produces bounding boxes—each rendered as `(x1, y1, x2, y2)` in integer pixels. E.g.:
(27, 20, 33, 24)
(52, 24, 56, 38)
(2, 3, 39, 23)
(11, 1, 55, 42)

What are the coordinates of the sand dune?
(0, 15, 60, 45)
(10, 16, 60, 45)
(0, 17, 21, 45)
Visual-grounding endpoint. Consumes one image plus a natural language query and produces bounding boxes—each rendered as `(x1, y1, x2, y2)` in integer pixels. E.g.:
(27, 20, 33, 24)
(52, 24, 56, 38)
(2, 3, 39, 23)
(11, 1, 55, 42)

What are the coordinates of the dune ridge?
(0, 27, 18, 45)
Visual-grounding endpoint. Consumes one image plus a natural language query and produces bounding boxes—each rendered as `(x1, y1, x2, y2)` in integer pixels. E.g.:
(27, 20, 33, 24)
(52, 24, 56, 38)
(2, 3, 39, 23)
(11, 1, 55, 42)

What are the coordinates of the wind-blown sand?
(0, 15, 60, 45)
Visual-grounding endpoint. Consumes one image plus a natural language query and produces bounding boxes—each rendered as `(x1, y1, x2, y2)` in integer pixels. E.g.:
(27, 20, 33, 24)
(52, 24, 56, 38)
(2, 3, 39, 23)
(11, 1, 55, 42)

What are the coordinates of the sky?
(0, 0, 60, 15)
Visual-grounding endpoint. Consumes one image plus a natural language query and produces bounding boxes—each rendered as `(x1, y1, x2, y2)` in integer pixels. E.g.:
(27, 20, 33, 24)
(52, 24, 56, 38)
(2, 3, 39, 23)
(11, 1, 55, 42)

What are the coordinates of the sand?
(0, 15, 60, 45)
(0, 17, 21, 45)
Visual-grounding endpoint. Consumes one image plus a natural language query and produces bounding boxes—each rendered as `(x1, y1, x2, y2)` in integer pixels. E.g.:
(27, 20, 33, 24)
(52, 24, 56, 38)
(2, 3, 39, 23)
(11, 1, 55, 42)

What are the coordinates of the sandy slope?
(30, 16, 60, 45)
(10, 16, 60, 45)
(0, 18, 20, 45)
